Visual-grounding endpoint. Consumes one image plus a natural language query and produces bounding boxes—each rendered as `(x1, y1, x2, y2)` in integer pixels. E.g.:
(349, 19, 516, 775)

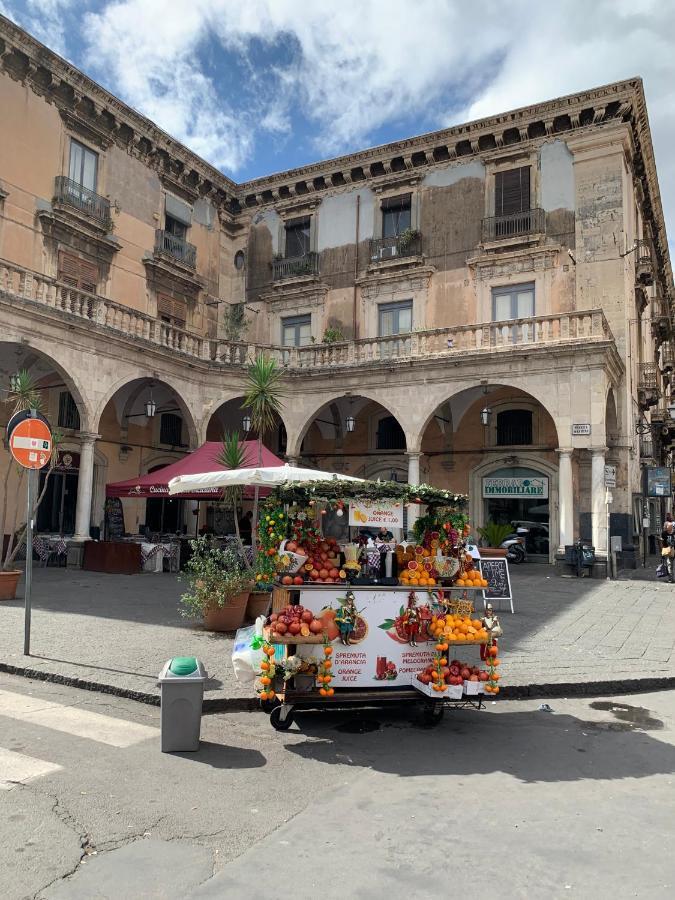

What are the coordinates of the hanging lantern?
(242, 414, 252, 433)
(145, 393, 157, 418)
(480, 407, 492, 427)
(345, 414, 356, 433)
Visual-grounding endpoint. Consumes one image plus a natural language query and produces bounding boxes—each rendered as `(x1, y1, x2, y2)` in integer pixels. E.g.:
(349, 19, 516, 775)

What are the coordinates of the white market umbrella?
(168, 464, 364, 496)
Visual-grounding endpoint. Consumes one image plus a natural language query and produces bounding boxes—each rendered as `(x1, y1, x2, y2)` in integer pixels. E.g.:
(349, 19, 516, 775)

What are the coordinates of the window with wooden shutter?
(58, 251, 99, 293)
(157, 294, 186, 328)
(495, 167, 530, 216)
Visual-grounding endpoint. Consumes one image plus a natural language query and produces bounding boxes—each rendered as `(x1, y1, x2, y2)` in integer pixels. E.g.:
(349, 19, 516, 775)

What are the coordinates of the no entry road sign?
(9, 417, 52, 469)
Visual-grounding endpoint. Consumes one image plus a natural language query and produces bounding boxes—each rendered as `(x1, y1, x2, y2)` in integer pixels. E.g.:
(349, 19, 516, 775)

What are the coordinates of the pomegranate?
(319, 568, 329, 579)
(301, 610, 313, 623)
(275, 622, 287, 635)
(310, 570, 320, 581)
(328, 567, 339, 579)
(309, 619, 323, 634)
(293, 576, 304, 586)
(286, 541, 298, 552)
(281, 575, 293, 586)
(288, 622, 301, 636)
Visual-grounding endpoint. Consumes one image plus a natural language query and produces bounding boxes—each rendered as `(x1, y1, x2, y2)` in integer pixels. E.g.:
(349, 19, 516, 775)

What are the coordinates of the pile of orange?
(455, 568, 488, 588)
(399, 568, 436, 587)
(428, 614, 488, 643)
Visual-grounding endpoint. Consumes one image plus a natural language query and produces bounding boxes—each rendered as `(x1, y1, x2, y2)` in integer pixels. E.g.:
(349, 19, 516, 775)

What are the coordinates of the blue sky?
(2, 0, 675, 248)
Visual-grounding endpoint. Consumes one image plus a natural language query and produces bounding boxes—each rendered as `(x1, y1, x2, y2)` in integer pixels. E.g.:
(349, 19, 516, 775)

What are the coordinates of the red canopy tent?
(106, 441, 285, 500)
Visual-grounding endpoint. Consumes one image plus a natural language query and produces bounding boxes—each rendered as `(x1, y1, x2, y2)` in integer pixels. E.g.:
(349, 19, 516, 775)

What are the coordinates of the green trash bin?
(158, 657, 207, 752)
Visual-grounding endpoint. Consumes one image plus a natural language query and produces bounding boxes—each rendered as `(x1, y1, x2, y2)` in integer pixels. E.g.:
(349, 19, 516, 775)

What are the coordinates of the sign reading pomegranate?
(8, 414, 52, 470)
(298, 588, 434, 687)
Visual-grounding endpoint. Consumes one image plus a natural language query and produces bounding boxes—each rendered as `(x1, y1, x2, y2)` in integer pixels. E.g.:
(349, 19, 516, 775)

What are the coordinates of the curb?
(2, 660, 674, 709)
(0, 661, 258, 712)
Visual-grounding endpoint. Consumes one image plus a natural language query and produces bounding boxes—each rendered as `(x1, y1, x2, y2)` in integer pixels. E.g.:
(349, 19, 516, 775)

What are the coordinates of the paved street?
(0, 565, 674, 705)
(1, 672, 674, 899)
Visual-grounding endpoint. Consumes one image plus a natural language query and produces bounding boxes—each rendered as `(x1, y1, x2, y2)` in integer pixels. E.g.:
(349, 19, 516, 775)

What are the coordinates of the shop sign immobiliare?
(482, 476, 549, 499)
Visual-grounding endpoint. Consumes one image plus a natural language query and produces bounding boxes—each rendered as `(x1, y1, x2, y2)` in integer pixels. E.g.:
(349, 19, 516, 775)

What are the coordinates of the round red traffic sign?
(9, 417, 52, 469)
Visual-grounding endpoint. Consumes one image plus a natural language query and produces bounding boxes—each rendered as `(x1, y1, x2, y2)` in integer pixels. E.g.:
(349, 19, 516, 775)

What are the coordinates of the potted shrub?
(180, 537, 253, 632)
(476, 521, 512, 558)
(1, 371, 61, 600)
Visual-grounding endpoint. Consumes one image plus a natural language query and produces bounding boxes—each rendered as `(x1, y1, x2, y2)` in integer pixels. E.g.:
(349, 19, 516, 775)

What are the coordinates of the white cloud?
(17, 0, 673, 247)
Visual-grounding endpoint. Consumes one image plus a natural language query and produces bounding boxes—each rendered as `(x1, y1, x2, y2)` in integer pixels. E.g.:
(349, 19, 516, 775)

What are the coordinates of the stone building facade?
(0, 15, 673, 565)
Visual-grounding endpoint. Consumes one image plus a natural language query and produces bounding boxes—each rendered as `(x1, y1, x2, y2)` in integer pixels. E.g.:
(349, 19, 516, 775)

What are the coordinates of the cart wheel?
(270, 704, 295, 731)
(422, 702, 444, 727)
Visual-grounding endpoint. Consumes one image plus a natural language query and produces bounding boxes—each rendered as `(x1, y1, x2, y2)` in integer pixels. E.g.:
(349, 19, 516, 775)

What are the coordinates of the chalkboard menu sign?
(479, 557, 513, 612)
(104, 497, 125, 540)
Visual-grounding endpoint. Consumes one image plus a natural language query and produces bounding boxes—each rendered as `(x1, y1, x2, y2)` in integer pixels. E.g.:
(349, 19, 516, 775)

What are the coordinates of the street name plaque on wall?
(572, 424, 591, 435)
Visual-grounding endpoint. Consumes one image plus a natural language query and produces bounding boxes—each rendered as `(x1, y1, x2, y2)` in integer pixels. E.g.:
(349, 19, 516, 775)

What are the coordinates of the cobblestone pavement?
(0, 564, 673, 705)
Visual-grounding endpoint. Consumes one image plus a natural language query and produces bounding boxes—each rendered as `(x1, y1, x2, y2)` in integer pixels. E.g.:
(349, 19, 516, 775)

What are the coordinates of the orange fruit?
(260, 675, 271, 686)
(326, 688, 334, 696)
(319, 688, 327, 696)
(260, 661, 270, 671)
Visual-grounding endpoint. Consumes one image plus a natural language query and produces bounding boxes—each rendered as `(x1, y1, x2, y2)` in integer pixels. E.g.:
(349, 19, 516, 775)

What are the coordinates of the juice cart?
(251, 477, 504, 730)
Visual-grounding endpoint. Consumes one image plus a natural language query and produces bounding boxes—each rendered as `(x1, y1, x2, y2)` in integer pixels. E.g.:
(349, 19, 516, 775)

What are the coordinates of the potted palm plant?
(1, 371, 60, 600)
(179, 537, 253, 632)
(476, 521, 512, 558)
(242, 355, 285, 562)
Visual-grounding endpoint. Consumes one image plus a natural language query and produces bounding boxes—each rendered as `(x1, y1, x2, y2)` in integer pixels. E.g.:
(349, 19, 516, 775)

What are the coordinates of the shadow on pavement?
(278, 702, 675, 783)
(173, 740, 266, 769)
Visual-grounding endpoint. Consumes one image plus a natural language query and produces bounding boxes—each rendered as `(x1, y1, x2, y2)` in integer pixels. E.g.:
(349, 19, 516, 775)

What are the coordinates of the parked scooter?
(500, 527, 528, 564)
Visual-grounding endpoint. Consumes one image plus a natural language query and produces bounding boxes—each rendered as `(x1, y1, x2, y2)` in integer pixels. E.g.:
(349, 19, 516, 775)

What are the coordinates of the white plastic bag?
(231, 617, 265, 684)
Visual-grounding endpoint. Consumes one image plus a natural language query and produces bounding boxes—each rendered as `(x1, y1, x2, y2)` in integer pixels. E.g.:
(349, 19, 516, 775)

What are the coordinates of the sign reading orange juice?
(348, 500, 403, 529)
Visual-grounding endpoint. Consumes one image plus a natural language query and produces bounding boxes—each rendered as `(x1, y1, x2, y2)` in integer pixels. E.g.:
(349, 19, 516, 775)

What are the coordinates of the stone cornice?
(0, 15, 238, 205)
(0, 16, 670, 296)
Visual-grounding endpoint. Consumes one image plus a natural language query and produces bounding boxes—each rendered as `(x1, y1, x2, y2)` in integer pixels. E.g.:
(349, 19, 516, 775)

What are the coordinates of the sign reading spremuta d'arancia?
(482, 476, 549, 499)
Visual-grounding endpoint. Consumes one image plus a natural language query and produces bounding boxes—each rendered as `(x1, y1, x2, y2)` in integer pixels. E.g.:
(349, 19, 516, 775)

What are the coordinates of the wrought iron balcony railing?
(154, 230, 197, 269)
(639, 362, 659, 390)
(53, 176, 111, 227)
(272, 251, 319, 281)
(369, 231, 422, 262)
(635, 239, 654, 287)
(481, 208, 545, 243)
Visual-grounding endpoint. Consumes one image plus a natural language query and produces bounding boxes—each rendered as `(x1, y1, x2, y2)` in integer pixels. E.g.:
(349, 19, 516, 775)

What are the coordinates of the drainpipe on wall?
(353, 194, 360, 340)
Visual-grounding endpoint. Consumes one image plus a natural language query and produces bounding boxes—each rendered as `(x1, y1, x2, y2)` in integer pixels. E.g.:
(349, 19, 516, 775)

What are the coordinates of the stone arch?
(412, 379, 561, 452)
(469, 453, 560, 562)
(0, 339, 93, 432)
(287, 390, 411, 460)
(93, 374, 199, 448)
(202, 392, 291, 452)
(605, 387, 620, 447)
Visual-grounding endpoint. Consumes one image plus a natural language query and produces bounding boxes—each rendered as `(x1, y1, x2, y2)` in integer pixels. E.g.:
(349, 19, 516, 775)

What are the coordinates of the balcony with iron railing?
(53, 176, 112, 228)
(481, 208, 545, 243)
(635, 238, 654, 287)
(154, 230, 197, 269)
(272, 251, 319, 281)
(369, 231, 422, 263)
(638, 361, 660, 410)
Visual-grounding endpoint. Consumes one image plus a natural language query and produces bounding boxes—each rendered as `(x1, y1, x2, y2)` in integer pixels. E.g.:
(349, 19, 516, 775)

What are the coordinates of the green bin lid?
(169, 656, 199, 676)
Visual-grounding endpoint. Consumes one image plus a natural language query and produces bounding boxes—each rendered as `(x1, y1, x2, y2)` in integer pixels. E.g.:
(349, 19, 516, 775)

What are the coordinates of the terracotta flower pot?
(0, 570, 21, 601)
(479, 547, 508, 558)
(203, 590, 250, 632)
(246, 590, 271, 621)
